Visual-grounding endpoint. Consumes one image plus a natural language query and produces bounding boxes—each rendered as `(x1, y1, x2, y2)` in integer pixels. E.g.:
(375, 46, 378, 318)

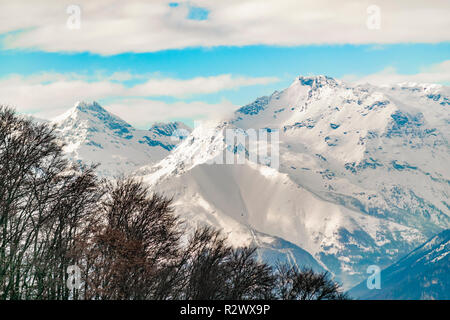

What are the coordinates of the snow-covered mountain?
(136, 75, 449, 287)
(46, 76, 449, 289)
(51, 101, 190, 176)
(349, 229, 450, 299)
(43, 100, 327, 275)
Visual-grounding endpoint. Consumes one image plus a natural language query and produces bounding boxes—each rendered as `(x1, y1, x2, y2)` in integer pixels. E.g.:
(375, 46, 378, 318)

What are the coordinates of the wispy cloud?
(343, 60, 450, 85)
(1, 0, 449, 55)
(107, 98, 237, 128)
(0, 72, 275, 122)
(127, 74, 278, 97)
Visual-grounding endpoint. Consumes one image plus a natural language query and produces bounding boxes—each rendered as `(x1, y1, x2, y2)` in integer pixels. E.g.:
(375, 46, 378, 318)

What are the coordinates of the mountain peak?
(74, 101, 105, 113)
(294, 75, 339, 88)
(52, 101, 133, 136)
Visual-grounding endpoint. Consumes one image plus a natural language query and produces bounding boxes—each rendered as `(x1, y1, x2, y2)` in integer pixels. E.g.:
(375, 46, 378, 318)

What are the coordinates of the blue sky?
(0, 1, 449, 127)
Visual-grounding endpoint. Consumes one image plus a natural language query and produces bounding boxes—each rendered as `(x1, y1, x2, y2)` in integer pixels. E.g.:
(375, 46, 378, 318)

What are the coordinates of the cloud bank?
(0, 73, 276, 125)
(1, 0, 449, 55)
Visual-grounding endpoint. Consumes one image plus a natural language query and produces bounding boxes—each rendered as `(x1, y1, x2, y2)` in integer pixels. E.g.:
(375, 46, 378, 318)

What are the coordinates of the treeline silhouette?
(0, 106, 349, 300)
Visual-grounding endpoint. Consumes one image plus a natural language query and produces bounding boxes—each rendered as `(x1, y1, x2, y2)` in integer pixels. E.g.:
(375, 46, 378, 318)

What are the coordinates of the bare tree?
(0, 106, 350, 301)
(0, 106, 100, 300)
(180, 226, 231, 300)
(222, 247, 275, 299)
(77, 178, 181, 300)
(167, 226, 275, 300)
(273, 264, 349, 300)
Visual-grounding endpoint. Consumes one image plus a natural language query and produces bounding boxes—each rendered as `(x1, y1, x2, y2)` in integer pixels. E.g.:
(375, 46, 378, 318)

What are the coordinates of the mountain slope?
(349, 229, 450, 300)
(233, 76, 449, 234)
(141, 157, 423, 287)
(46, 101, 326, 274)
(45, 77, 449, 289)
(51, 101, 190, 176)
(137, 75, 449, 287)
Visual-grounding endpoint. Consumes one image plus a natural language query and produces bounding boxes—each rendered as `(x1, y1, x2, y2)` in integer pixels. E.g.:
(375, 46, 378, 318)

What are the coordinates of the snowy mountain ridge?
(233, 76, 449, 231)
(36, 76, 449, 288)
(136, 75, 449, 287)
(39, 100, 328, 277)
(51, 101, 190, 176)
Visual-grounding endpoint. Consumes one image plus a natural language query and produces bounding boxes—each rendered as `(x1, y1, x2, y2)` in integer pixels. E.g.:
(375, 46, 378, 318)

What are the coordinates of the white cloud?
(1, 0, 449, 55)
(0, 72, 273, 123)
(343, 60, 450, 85)
(128, 74, 278, 96)
(107, 98, 237, 128)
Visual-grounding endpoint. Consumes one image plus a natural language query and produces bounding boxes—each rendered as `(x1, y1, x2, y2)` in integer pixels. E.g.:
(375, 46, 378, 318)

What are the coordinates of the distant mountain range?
(49, 101, 191, 176)
(31, 75, 449, 293)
